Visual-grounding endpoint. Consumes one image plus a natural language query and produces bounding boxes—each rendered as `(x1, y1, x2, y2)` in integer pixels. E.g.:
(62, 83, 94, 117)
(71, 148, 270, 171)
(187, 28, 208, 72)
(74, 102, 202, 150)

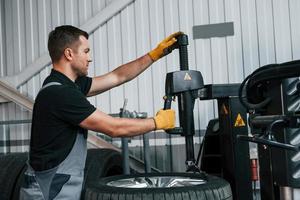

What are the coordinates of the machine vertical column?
(217, 97, 253, 200)
(176, 34, 197, 168)
(258, 144, 279, 200)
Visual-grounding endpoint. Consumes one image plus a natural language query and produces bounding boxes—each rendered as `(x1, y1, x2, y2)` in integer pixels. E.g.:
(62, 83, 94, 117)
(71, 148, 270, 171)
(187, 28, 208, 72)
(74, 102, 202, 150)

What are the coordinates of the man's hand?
(148, 32, 183, 61)
(153, 109, 175, 130)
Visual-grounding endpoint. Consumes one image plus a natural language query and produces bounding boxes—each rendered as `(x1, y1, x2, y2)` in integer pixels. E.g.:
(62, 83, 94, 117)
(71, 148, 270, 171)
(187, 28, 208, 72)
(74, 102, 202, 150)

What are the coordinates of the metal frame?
(200, 84, 253, 200)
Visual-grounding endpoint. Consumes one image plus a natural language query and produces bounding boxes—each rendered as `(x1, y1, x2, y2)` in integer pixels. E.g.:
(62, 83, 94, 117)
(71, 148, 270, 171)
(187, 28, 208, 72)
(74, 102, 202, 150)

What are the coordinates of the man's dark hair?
(48, 25, 89, 63)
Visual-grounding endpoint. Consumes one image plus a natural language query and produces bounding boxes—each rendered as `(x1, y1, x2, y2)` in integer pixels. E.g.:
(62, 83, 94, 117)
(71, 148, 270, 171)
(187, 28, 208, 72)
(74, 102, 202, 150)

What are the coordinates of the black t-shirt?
(29, 69, 96, 171)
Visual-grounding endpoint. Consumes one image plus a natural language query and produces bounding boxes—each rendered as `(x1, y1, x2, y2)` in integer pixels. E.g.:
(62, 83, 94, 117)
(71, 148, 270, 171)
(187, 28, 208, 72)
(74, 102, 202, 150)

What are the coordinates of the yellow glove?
(148, 32, 184, 61)
(153, 109, 175, 130)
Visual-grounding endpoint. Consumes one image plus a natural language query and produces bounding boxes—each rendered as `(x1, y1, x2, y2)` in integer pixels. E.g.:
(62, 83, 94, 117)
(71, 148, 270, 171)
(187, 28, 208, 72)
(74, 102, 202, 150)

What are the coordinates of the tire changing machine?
(165, 35, 300, 200)
(163, 34, 252, 199)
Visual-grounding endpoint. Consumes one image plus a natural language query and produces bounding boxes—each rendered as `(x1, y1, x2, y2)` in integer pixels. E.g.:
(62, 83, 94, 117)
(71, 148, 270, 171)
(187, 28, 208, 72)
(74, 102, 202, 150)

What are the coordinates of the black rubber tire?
(82, 148, 123, 198)
(0, 153, 28, 200)
(11, 164, 27, 200)
(84, 172, 232, 200)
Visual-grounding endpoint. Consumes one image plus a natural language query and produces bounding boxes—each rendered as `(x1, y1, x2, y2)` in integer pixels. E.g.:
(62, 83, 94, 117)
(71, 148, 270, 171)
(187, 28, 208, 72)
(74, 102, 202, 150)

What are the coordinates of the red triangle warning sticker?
(220, 103, 229, 115)
(234, 113, 246, 127)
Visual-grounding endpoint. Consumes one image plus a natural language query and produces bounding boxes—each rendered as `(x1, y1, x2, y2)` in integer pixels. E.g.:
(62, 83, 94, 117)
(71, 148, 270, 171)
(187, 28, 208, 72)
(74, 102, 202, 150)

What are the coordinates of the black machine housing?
(240, 60, 300, 199)
(165, 70, 204, 95)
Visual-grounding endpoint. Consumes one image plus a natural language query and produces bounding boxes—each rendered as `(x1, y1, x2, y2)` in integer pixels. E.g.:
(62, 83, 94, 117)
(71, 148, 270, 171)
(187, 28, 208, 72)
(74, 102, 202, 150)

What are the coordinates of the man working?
(20, 25, 181, 199)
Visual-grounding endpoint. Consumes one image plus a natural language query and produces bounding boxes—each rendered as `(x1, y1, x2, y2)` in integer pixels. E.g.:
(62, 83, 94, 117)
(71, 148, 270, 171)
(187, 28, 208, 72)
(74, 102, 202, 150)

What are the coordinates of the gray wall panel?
(4, 0, 13, 76)
(224, 0, 244, 83)
(240, 0, 260, 76)
(273, 0, 292, 62)
(256, 0, 276, 66)
(37, 0, 48, 57)
(1, 0, 112, 76)
(290, 0, 300, 60)
(2, 0, 300, 170)
(25, 0, 36, 64)
(0, 0, 4, 76)
(51, 0, 64, 26)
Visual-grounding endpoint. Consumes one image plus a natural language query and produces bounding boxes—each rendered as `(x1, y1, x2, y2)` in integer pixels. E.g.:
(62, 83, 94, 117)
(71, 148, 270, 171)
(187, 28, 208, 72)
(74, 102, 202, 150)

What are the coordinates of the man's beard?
(73, 65, 88, 77)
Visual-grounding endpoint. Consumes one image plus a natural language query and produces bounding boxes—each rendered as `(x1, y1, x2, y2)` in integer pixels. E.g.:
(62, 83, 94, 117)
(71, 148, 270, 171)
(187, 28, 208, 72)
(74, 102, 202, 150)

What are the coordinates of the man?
(19, 25, 181, 200)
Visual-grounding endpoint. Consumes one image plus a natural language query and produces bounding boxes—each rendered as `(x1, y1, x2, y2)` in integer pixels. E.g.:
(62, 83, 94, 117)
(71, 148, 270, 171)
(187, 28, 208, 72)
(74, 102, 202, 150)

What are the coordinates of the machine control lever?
(163, 95, 183, 135)
(238, 114, 300, 151)
(163, 95, 173, 110)
(237, 135, 299, 151)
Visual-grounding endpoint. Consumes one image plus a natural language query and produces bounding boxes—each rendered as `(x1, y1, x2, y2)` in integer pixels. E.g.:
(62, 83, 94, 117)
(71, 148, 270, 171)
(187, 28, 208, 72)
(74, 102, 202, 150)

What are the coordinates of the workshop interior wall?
(1, 0, 300, 171)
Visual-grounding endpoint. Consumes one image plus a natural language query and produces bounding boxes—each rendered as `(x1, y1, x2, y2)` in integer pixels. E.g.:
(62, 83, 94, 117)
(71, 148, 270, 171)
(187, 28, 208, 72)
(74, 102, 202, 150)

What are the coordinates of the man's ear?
(64, 48, 73, 61)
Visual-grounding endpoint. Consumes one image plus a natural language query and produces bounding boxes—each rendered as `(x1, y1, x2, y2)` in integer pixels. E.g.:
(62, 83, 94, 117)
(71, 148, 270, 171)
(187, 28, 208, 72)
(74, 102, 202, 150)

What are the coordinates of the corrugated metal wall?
(1, 0, 300, 171)
(0, 0, 4, 77)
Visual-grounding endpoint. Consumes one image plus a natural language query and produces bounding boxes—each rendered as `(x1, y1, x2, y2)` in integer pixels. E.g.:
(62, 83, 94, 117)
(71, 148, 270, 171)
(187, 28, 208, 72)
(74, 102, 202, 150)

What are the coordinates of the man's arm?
(87, 54, 153, 96)
(87, 32, 183, 96)
(79, 109, 175, 137)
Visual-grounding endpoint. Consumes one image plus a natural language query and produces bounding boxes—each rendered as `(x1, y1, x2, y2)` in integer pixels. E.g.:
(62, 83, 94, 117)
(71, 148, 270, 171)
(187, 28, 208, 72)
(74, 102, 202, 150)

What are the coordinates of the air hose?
(239, 60, 300, 110)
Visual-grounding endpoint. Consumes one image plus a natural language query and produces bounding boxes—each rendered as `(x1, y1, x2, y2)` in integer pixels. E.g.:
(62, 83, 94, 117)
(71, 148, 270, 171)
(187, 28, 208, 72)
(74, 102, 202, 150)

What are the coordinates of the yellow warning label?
(234, 113, 246, 127)
(184, 73, 192, 81)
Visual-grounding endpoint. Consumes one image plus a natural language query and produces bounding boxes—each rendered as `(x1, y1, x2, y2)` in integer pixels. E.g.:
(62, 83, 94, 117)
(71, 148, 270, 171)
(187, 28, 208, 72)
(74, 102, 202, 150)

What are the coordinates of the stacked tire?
(0, 153, 27, 200)
(82, 148, 123, 197)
